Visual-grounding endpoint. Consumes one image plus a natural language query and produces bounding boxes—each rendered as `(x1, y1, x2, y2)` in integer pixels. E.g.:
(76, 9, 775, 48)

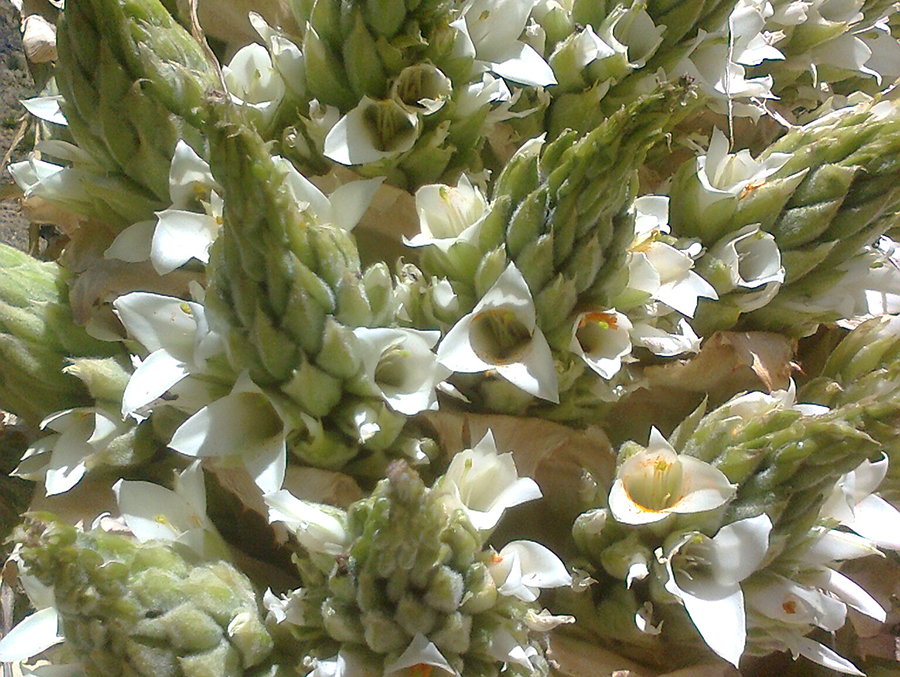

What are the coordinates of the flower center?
(363, 100, 417, 152)
(469, 309, 532, 364)
(625, 455, 683, 512)
(375, 345, 411, 389)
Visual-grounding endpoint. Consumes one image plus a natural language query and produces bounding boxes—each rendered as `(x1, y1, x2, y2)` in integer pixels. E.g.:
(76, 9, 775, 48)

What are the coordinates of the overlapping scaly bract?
(0, 243, 123, 427)
(279, 461, 551, 676)
(16, 516, 279, 677)
(53, 0, 218, 226)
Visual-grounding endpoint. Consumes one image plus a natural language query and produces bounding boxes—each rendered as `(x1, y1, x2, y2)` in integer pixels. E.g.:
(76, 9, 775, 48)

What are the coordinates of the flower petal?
(384, 634, 459, 676)
(122, 350, 189, 417)
(0, 607, 63, 661)
(680, 586, 746, 667)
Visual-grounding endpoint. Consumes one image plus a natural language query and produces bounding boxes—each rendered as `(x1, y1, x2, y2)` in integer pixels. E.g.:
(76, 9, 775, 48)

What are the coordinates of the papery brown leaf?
(67, 259, 203, 328)
(644, 332, 797, 397)
(548, 630, 653, 677)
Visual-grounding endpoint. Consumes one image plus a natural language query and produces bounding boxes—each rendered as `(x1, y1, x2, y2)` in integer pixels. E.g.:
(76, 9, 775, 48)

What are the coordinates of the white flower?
(570, 310, 633, 379)
(309, 649, 380, 677)
(697, 128, 792, 214)
(405, 175, 488, 251)
(820, 455, 900, 550)
(249, 12, 306, 98)
(454, 0, 557, 87)
(351, 327, 450, 415)
(660, 514, 773, 667)
(707, 223, 784, 291)
(488, 540, 572, 601)
(486, 627, 540, 669)
(276, 155, 383, 232)
(437, 263, 559, 402)
(222, 43, 286, 128)
(385, 634, 459, 676)
(113, 460, 224, 558)
(114, 292, 225, 418)
(454, 73, 512, 119)
(608, 428, 735, 526)
(324, 96, 419, 166)
(264, 489, 349, 556)
(627, 196, 718, 318)
(106, 141, 222, 274)
(169, 373, 286, 494)
(14, 407, 128, 495)
(437, 430, 542, 531)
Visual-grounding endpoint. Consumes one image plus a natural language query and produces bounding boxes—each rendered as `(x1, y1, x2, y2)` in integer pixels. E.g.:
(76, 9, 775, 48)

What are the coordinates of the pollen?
(580, 311, 618, 331)
(491, 554, 504, 564)
(738, 179, 766, 199)
(410, 665, 433, 677)
(782, 600, 797, 615)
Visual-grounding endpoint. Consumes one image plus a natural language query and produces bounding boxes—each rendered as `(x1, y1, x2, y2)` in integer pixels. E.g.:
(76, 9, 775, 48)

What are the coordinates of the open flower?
(660, 513, 772, 667)
(351, 327, 450, 415)
(437, 263, 559, 402)
(114, 292, 226, 419)
(13, 407, 129, 495)
(384, 634, 459, 677)
(324, 96, 419, 166)
(168, 372, 286, 494)
(276, 155, 383, 232)
(113, 460, 226, 559)
(820, 455, 900, 550)
(222, 42, 286, 128)
(488, 540, 572, 601)
(608, 428, 735, 526)
(106, 140, 222, 274)
(570, 310, 633, 379)
(405, 174, 488, 251)
(452, 0, 557, 87)
(437, 430, 542, 531)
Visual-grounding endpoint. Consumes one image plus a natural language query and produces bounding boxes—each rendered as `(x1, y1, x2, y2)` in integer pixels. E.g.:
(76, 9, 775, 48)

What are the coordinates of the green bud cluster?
(15, 515, 278, 677)
(282, 461, 551, 677)
(800, 316, 900, 502)
(53, 0, 217, 226)
(203, 103, 425, 474)
(0, 243, 123, 427)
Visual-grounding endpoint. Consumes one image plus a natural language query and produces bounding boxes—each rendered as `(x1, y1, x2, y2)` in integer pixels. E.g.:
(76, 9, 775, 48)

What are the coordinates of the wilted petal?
(264, 489, 348, 555)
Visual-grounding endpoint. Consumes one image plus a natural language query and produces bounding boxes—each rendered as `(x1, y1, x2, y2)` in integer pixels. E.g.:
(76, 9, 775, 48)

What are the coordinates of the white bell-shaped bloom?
(324, 96, 419, 166)
(697, 128, 792, 213)
(707, 223, 785, 292)
(438, 430, 542, 531)
(276, 155, 383, 232)
(406, 174, 488, 251)
(169, 373, 286, 494)
(820, 455, 900, 550)
(222, 43, 286, 128)
(570, 310, 633, 379)
(114, 292, 225, 419)
(661, 514, 773, 667)
(437, 263, 559, 402)
(489, 540, 572, 601)
(452, 0, 556, 87)
(608, 428, 735, 525)
(351, 327, 450, 415)
(14, 407, 127, 495)
(113, 460, 225, 558)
